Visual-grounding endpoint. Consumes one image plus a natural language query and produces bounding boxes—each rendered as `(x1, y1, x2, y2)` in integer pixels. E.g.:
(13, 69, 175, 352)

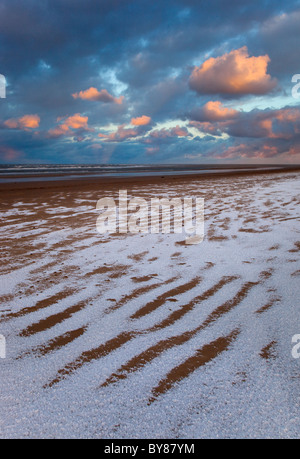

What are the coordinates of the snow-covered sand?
(0, 171, 300, 438)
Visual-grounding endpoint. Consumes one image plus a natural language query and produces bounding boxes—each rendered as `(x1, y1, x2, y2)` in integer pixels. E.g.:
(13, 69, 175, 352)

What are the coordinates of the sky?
(0, 0, 300, 165)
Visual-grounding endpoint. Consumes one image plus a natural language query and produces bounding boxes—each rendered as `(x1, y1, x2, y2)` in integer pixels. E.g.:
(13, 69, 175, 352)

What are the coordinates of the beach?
(0, 168, 300, 438)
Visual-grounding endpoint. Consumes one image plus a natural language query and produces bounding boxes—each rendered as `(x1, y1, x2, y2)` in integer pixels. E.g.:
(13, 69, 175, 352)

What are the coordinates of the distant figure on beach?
(0, 74, 6, 98)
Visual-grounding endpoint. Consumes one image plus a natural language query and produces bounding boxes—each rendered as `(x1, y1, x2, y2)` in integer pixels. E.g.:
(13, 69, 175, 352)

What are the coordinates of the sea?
(0, 164, 288, 183)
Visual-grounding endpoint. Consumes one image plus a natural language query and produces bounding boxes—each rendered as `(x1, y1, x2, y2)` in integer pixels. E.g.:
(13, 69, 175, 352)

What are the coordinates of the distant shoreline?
(0, 164, 299, 193)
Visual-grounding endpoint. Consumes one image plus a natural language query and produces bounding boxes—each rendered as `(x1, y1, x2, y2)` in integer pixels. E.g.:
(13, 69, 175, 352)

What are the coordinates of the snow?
(0, 171, 300, 438)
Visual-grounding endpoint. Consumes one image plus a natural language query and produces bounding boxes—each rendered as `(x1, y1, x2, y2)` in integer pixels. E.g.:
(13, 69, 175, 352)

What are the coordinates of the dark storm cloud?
(256, 9, 300, 78)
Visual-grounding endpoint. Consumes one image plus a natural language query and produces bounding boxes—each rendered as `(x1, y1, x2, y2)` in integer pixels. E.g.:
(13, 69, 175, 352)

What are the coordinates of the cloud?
(189, 106, 300, 141)
(275, 108, 300, 123)
(189, 46, 277, 95)
(189, 120, 228, 136)
(48, 113, 90, 138)
(189, 101, 239, 121)
(214, 143, 280, 160)
(4, 115, 40, 130)
(0, 145, 22, 161)
(228, 107, 300, 140)
(146, 146, 160, 155)
(0, 0, 299, 164)
(286, 145, 300, 157)
(98, 125, 140, 142)
(131, 115, 152, 126)
(258, 9, 300, 77)
(131, 76, 186, 119)
(149, 125, 190, 139)
(72, 87, 124, 104)
(170, 125, 190, 137)
(98, 123, 189, 144)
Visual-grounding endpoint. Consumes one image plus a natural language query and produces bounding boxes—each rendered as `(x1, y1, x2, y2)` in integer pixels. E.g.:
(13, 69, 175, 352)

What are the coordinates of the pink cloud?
(192, 101, 239, 122)
(72, 87, 124, 104)
(98, 125, 139, 142)
(146, 146, 160, 155)
(4, 114, 40, 130)
(170, 125, 190, 137)
(150, 125, 190, 139)
(189, 47, 277, 95)
(214, 143, 279, 160)
(90, 143, 103, 150)
(189, 120, 229, 136)
(48, 113, 90, 138)
(275, 108, 300, 124)
(131, 115, 152, 126)
(286, 146, 300, 156)
(0, 145, 22, 161)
